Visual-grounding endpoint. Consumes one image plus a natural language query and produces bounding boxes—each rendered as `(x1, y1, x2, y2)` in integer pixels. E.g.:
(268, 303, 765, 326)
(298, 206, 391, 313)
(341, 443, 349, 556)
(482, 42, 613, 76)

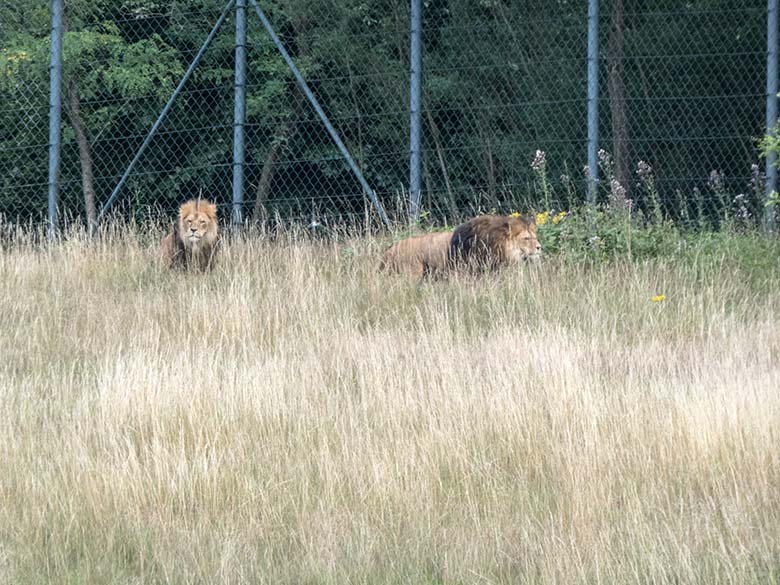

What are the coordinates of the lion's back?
(380, 231, 452, 278)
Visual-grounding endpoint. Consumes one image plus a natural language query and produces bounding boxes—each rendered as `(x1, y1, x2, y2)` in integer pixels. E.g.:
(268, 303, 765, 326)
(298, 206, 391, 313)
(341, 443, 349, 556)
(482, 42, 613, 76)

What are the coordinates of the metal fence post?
(232, 0, 248, 228)
(247, 0, 392, 229)
(47, 0, 64, 240)
(98, 0, 236, 223)
(587, 0, 600, 205)
(409, 0, 423, 221)
(766, 0, 779, 232)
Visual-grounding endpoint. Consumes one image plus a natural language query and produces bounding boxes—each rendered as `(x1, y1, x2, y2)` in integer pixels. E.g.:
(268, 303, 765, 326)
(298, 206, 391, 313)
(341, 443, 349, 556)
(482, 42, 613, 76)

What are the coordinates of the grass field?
(1, 225, 780, 584)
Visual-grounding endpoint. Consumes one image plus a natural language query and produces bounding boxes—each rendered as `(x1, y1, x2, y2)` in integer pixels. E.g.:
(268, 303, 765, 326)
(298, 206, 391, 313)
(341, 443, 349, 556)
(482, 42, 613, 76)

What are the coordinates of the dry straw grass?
(1, 225, 779, 584)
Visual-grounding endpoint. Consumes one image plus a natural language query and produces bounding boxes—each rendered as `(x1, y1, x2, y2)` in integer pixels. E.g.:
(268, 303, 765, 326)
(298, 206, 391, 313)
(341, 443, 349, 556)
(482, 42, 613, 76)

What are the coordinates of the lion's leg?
(423, 262, 448, 281)
(409, 260, 426, 280)
(202, 248, 217, 272)
(161, 233, 184, 270)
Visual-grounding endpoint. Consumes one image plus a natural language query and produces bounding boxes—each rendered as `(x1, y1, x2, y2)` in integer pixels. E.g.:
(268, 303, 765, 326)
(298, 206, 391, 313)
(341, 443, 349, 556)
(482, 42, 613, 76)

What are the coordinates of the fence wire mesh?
(0, 1, 772, 228)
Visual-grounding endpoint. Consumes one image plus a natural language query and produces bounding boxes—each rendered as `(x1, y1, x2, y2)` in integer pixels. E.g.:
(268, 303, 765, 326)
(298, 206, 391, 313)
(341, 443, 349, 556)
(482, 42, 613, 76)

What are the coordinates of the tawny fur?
(160, 199, 220, 272)
(449, 214, 541, 271)
(379, 231, 453, 279)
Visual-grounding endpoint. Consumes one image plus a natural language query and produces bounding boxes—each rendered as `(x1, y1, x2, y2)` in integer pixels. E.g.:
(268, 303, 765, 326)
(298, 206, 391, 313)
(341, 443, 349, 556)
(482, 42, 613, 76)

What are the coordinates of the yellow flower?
(651, 294, 666, 303)
(5, 50, 29, 63)
(552, 211, 566, 225)
(536, 211, 550, 226)
(509, 211, 521, 218)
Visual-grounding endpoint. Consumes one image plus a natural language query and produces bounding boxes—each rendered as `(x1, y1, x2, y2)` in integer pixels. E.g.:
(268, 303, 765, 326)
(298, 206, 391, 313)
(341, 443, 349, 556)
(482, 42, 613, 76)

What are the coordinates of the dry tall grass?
(1, 226, 779, 584)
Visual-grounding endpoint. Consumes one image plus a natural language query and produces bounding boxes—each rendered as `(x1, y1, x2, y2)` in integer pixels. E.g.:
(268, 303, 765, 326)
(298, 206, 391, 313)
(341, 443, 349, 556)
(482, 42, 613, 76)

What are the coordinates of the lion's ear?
(504, 217, 513, 235)
(179, 201, 195, 218)
(202, 201, 218, 219)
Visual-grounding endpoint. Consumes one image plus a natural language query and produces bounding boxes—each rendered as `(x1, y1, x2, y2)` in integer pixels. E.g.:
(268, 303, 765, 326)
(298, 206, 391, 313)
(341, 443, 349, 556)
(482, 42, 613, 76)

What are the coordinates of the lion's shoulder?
(450, 215, 506, 256)
(160, 230, 186, 269)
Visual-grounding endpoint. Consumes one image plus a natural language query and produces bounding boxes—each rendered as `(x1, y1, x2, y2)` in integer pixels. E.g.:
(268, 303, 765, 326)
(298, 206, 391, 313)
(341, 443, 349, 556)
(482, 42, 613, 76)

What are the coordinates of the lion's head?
(449, 214, 541, 270)
(503, 215, 542, 263)
(178, 199, 218, 251)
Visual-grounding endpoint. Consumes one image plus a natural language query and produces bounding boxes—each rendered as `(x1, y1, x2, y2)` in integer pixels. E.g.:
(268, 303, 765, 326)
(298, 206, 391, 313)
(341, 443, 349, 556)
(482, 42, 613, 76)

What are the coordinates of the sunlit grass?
(1, 224, 779, 584)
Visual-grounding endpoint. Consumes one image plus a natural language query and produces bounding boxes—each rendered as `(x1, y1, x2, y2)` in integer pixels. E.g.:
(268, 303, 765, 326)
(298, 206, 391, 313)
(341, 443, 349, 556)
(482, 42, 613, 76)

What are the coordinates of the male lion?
(379, 230, 452, 279)
(449, 214, 541, 271)
(160, 199, 220, 272)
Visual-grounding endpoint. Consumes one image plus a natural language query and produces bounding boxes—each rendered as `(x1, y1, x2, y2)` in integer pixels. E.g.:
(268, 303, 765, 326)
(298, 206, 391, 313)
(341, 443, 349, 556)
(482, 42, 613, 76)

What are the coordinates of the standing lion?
(379, 230, 453, 279)
(449, 214, 541, 271)
(160, 199, 220, 272)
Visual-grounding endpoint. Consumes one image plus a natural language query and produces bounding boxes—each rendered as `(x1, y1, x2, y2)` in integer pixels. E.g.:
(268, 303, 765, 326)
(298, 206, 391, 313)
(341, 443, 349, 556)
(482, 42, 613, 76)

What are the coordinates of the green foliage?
(759, 125, 780, 162)
(534, 201, 780, 278)
(531, 148, 775, 265)
(535, 206, 676, 262)
(0, 0, 770, 222)
(760, 126, 780, 222)
(0, 4, 186, 219)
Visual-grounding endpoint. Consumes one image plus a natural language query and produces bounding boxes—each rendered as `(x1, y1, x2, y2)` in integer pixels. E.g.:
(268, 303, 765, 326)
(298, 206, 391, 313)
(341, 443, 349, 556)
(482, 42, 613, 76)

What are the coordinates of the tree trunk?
(252, 135, 287, 221)
(608, 0, 630, 206)
(252, 86, 304, 221)
(424, 104, 457, 217)
(346, 58, 364, 165)
(477, 113, 497, 204)
(67, 79, 97, 233)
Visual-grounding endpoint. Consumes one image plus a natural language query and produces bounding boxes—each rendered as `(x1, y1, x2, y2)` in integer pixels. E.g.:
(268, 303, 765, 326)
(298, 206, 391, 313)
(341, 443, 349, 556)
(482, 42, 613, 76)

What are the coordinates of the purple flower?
(707, 170, 724, 192)
(531, 150, 547, 173)
(610, 179, 626, 201)
(749, 163, 763, 192)
(636, 160, 653, 179)
(734, 193, 752, 221)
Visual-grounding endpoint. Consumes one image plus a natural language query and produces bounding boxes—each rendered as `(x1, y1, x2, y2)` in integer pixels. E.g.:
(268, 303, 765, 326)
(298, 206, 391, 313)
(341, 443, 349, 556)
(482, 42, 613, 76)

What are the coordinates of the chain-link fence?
(0, 1, 773, 228)
(601, 4, 768, 224)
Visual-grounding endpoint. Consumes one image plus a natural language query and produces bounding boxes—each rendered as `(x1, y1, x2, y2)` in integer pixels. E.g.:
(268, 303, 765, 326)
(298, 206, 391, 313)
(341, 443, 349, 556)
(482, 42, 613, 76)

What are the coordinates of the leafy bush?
(522, 148, 776, 265)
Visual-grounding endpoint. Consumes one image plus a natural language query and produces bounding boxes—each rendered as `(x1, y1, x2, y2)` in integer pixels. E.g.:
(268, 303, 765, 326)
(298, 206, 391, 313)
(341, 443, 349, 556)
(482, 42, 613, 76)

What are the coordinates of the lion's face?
(504, 217, 542, 263)
(178, 200, 218, 251)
